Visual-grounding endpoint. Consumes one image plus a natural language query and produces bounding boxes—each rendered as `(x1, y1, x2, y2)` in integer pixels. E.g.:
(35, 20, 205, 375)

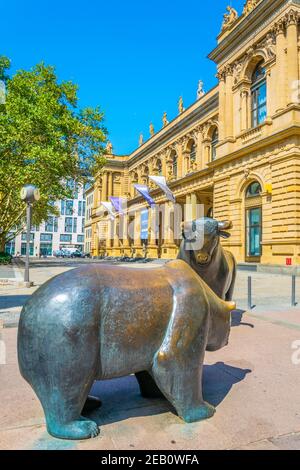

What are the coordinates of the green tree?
(0, 57, 107, 251)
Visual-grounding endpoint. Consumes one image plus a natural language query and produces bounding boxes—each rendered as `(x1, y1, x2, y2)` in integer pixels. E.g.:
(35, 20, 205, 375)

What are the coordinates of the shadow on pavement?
(85, 362, 251, 425)
(0, 295, 31, 309)
(231, 309, 254, 328)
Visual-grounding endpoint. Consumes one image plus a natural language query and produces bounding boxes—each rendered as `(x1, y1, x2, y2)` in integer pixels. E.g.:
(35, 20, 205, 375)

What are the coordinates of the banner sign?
(140, 209, 149, 240)
(149, 175, 176, 203)
(110, 197, 127, 214)
(134, 184, 155, 207)
(101, 201, 115, 218)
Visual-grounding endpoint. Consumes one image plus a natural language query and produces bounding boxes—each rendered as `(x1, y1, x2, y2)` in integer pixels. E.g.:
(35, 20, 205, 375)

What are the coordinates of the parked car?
(70, 250, 83, 258)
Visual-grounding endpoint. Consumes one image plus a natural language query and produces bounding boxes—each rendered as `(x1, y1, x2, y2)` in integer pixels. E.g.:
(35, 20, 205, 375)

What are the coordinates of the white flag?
(149, 176, 176, 203)
(101, 201, 115, 219)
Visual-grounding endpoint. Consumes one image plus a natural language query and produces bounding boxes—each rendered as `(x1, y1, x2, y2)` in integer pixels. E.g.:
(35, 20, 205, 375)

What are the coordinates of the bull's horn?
(218, 220, 233, 230)
(225, 301, 236, 312)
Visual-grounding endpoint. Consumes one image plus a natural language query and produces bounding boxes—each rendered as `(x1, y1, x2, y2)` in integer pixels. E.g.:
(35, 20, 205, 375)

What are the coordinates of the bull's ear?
(218, 220, 233, 230)
(219, 230, 231, 239)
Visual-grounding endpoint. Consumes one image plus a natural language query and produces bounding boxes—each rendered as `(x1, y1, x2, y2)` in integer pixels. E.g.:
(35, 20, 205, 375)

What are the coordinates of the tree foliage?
(0, 57, 107, 249)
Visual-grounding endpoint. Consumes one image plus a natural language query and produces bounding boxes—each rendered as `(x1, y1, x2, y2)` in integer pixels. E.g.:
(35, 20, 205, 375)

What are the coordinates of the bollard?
(292, 275, 297, 307)
(248, 276, 252, 310)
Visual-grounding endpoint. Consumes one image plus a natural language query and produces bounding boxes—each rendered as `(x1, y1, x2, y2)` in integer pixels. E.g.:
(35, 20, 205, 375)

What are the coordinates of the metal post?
(292, 275, 297, 307)
(248, 276, 252, 310)
(24, 202, 31, 284)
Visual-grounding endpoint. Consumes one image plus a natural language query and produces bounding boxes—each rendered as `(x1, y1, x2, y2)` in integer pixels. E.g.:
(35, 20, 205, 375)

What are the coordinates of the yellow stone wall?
(90, 0, 300, 266)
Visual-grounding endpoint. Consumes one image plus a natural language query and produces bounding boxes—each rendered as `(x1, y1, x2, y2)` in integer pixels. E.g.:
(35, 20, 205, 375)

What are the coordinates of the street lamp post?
(20, 185, 40, 287)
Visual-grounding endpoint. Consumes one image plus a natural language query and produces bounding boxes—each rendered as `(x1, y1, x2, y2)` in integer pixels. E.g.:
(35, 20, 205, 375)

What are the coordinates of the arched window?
(190, 142, 196, 165)
(173, 153, 178, 179)
(246, 181, 262, 197)
(157, 159, 162, 176)
(245, 181, 262, 261)
(211, 128, 218, 161)
(251, 62, 267, 128)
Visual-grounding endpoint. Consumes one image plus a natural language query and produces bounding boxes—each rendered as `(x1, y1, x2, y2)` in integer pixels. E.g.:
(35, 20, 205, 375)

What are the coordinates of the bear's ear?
(219, 230, 231, 239)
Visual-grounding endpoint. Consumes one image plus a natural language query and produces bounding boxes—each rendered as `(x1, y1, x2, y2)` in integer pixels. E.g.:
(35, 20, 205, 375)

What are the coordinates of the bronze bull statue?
(178, 218, 236, 300)
(18, 258, 235, 440)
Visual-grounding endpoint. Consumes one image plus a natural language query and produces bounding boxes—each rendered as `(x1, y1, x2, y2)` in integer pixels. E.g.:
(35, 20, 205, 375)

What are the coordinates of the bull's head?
(182, 217, 233, 265)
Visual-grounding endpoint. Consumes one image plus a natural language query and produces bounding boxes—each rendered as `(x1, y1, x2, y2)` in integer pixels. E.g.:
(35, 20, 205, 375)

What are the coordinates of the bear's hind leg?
(41, 370, 100, 440)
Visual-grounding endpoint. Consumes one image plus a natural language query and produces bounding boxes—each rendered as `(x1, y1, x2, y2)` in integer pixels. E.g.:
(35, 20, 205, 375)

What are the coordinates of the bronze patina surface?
(178, 218, 236, 300)
(18, 218, 236, 440)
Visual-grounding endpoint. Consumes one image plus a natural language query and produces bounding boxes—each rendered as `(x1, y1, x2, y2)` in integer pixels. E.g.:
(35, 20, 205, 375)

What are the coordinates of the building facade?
(90, 0, 300, 266)
(6, 186, 86, 257)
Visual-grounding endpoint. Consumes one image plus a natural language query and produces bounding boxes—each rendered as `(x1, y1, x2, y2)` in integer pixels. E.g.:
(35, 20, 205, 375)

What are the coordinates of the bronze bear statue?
(18, 257, 235, 440)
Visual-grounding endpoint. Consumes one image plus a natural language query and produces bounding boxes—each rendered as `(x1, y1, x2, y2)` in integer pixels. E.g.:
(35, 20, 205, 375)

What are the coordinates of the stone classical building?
(90, 0, 300, 266)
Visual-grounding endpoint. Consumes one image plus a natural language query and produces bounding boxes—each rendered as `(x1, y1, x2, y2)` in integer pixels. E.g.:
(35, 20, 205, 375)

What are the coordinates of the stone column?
(217, 70, 226, 141)
(275, 19, 286, 112)
(106, 217, 113, 256)
(108, 172, 113, 198)
(240, 90, 249, 131)
(286, 11, 299, 105)
(147, 206, 158, 258)
(161, 202, 178, 259)
(133, 210, 143, 258)
(102, 172, 108, 202)
(225, 66, 234, 139)
(122, 213, 131, 257)
(111, 217, 121, 257)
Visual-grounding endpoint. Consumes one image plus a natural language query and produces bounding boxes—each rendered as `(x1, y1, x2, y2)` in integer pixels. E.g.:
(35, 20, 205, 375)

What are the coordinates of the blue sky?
(1, 0, 245, 154)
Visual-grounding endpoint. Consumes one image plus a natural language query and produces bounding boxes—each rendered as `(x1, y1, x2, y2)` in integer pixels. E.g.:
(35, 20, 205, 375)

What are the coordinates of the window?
(78, 201, 86, 216)
(60, 234, 72, 242)
(82, 218, 85, 233)
(173, 153, 178, 179)
(246, 181, 262, 197)
(157, 159, 162, 176)
(61, 200, 65, 216)
(5, 241, 15, 256)
(211, 128, 219, 161)
(190, 142, 196, 164)
(65, 217, 73, 233)
(66, 200, 74, 216)
(251, 62, 267, 127)
(21, 243, 34, 256)
(40, 233, 53, 242)
(40, 243, 52, 256)
(73, 218, 77, 233)
(246, 208, 262, 258)
(245, 181, 262, 261)
(45, 217, 58, 233)
(77, 235, 84, 243)
(21, 233, 34, 241)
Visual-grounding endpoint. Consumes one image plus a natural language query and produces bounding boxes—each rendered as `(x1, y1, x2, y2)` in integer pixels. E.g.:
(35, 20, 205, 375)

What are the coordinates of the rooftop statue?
(18, 217, 236, 440)
(197, 80, 205, 100)
(178, 96, 184, 114)
(162, 112, 169, 127)
(150, 122, 155, 137)
(139, 133, 144, 146)
(243, 0, 260, 16)
(221, 6, 238, 31)
(105, 140, 113, 154)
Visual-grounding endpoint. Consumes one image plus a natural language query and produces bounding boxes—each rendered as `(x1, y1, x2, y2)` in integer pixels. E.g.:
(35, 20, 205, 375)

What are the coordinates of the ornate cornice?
(209, 0, 300, 66)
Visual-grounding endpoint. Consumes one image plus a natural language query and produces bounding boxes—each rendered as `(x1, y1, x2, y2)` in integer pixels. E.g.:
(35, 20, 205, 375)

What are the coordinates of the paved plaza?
(0, 260, 300, 450)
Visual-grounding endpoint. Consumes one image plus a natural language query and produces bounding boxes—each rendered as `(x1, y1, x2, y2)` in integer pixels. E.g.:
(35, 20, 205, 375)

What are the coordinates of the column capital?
(285, 9, 299, 27)
(274, 19, 286, 36)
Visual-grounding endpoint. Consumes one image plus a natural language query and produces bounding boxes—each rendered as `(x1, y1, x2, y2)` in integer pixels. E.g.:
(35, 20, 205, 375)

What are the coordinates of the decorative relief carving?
(243, 0, 260, 16)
